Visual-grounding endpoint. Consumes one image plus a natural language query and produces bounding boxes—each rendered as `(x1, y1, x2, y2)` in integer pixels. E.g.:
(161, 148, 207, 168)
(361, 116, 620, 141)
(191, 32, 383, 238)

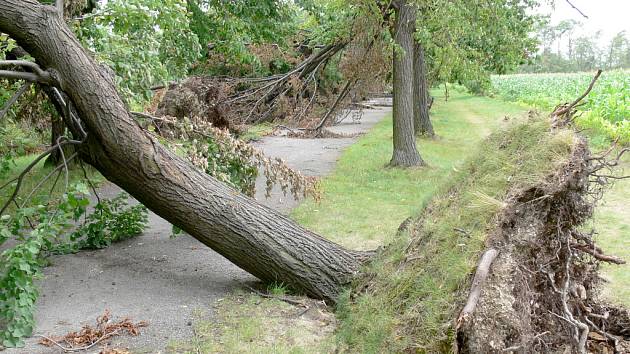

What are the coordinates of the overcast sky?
(540, 0, 630, 45)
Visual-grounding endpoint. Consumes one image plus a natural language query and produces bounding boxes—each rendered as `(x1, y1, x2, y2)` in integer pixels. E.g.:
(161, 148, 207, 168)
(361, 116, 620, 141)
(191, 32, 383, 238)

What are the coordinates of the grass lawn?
(589, 158, 630, 308)
(290, 89, 528, 251)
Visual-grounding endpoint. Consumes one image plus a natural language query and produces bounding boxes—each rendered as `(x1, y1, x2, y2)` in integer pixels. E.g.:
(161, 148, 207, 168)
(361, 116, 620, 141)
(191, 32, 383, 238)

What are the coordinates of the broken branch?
(457, 248, 499, 325)
(0, 82, 30, 120)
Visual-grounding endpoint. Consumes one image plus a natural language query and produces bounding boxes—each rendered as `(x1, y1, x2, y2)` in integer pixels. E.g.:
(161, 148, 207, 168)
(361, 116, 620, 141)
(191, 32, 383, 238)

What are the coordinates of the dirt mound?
(155, 77, 232, 130)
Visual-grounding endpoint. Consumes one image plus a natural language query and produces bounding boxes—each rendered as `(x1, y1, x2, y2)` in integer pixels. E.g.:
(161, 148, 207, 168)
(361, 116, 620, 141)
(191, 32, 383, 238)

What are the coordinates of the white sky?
(539, 0, 630, 45)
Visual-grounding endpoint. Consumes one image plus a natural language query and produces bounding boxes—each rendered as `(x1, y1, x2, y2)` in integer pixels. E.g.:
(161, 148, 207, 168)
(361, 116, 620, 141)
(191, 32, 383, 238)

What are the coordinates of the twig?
(565, 0, 588, 19)
(570, 242, 626, 264)
(79, 159, 101, 205)
(0, 82, 30, 121)
(453, 227, 471, 237)
(553, 70, 602, 117)
(20, 152, 79, 208)
(36, 330, 119, 352)
(314, 79, 355, 131)
(0, 138, 82, 216)
(247, 287, 306, 307)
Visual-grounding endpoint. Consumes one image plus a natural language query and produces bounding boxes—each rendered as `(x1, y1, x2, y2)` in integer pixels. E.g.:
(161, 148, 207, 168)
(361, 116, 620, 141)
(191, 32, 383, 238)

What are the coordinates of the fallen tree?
(2, 2, 627, 353)
(0, 0, 371, 303)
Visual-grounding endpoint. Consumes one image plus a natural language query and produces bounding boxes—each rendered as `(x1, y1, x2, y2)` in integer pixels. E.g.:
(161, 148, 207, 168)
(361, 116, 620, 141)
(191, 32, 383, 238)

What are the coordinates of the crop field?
(491, 70, 629, 144)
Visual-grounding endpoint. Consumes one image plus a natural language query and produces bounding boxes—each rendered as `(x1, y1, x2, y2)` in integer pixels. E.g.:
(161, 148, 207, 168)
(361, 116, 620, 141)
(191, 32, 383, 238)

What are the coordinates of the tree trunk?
(0, 0, 370, 303)
(44, 115, 73, 166)
(390, 0, 424, 167)
(413, 42, 434, 137)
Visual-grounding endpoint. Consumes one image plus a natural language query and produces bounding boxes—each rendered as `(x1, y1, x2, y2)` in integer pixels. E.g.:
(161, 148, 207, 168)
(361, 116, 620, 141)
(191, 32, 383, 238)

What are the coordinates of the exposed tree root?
(455, 135, 629, 353)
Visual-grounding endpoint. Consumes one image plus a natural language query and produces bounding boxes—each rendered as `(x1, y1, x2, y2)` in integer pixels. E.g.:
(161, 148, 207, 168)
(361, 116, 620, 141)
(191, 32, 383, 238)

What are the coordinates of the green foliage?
(187, 0, 300, 76)
(0, 185, 147, 348)
(57, 194, 148, 252)
(205, 139, 258, 196)
(74, 0, 201, 106)
(491, 70, 630, 144)
(417, 0, 539, 90)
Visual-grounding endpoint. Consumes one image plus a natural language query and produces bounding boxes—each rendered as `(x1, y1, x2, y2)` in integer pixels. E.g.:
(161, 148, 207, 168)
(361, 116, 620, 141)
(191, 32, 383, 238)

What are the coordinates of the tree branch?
(0, 82, 30, 120)
(56, 0, 64, 17)
(570, 242, 626, 264)
(457, 248, 499, 325)
(0, 138, 83, 216)
(565, 0, 588, 19)
(0, 60, 47, 76)
(0, 69, 40, 83)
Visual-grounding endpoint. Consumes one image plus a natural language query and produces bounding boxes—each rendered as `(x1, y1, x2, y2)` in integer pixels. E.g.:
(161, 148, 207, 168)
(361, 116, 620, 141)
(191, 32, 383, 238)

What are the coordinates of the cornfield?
(491, 70, 629, 144)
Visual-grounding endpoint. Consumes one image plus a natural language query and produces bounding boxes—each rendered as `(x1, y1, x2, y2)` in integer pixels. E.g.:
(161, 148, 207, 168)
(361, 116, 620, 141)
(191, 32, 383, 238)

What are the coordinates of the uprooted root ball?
(456, 136, 628, 353)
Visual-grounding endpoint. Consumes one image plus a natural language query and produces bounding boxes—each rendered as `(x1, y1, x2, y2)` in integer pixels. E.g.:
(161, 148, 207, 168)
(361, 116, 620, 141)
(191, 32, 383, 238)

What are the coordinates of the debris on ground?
(37, 310, 147, 352)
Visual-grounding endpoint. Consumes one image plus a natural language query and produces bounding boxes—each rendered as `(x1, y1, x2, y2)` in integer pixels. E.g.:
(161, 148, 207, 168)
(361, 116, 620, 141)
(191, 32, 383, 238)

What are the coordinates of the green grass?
(291, 89, 528, 251)
(240, 122, 275, 142)
(588, 157, 630, 308)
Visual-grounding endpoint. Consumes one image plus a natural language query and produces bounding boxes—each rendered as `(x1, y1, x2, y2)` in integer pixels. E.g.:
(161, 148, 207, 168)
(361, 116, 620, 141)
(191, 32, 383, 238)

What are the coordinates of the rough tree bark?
(0, 0, 370, 303)
(390, 0, 424, 167)
(412, 42, 434, 137)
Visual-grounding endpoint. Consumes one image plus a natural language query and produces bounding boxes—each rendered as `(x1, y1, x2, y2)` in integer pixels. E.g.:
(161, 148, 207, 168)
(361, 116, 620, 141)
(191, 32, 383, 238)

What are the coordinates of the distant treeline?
(519, 19, 629, 73)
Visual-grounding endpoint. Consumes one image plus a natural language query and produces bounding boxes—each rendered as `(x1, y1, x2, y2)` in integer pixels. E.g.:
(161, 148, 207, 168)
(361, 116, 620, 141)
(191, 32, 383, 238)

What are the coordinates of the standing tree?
(412, 41, 434, 137)
(390, 0, 424, 167)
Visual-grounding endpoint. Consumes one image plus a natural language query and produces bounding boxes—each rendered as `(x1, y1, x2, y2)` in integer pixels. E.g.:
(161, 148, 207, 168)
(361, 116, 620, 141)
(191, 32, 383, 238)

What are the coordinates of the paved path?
(7, 99, 391, 353)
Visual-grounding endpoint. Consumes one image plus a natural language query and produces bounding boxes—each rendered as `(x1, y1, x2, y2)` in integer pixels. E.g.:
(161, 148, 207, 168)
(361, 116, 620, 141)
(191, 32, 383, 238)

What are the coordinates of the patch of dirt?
(190, 292, 337, 352)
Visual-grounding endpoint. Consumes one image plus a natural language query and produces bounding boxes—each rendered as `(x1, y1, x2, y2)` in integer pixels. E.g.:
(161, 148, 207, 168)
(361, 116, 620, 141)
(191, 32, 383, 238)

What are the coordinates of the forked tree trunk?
(0, 0, 369, 303)
(390, 0, 424, 167)
(413, 42, 434, 137)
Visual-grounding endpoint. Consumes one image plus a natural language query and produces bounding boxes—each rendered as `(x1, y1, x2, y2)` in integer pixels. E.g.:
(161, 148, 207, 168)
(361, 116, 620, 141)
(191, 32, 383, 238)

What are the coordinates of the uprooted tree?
(1, 1, 629, 353)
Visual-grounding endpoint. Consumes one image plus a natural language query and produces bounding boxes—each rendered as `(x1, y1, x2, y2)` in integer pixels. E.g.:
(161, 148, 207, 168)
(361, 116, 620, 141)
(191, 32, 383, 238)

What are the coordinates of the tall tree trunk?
(390, 0, 424, 167)
(0, 0, 370, 303)
(413, 42, 434, 137)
